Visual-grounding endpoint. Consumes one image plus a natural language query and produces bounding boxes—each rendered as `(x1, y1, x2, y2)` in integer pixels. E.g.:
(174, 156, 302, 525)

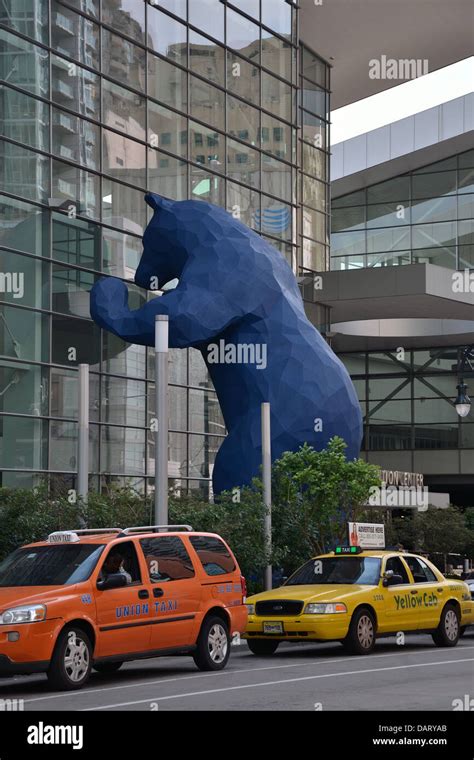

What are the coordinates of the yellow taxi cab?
(244, 547, 474, 656)
(0, 525, 247, 690)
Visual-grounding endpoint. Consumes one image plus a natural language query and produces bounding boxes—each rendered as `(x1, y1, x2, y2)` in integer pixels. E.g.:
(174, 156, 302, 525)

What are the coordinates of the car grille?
(255, 599, 304, 616)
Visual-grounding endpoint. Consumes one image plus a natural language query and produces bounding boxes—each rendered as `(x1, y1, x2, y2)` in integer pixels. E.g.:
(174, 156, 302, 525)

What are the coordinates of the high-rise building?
(0, 0, 330, 496)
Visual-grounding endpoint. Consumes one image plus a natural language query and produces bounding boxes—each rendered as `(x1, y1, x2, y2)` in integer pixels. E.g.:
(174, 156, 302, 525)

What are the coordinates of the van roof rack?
(119, 525, 194, 536)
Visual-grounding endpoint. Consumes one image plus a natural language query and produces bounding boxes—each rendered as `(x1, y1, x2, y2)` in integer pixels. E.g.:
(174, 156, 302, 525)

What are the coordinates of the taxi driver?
(100, 549, 132, 584)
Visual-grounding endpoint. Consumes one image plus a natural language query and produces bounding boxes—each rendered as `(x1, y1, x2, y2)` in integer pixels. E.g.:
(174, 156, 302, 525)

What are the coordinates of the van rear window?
(189, 536, 235, 576)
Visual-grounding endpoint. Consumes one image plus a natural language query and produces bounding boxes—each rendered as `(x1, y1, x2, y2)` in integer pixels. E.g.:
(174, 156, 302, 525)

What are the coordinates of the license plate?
(263, 621, 283, 634)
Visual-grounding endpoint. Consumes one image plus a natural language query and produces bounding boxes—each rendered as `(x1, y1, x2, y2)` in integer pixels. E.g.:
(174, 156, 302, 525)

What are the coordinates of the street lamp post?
(155, 315, 169, 524)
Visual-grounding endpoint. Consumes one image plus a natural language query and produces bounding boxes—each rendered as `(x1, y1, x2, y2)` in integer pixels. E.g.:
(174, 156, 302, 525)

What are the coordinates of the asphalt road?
(1, 632, 473, 711)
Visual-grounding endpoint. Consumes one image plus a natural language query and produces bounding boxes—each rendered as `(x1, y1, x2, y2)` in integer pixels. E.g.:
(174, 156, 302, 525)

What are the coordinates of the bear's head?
(136, 192, 252, 292)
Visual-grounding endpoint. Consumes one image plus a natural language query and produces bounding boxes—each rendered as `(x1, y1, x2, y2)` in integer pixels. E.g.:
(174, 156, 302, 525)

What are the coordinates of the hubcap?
(208, 623, 228, 663)
(445, 609, 458, 641)
(357, 615, 374, 649)
(64, 635, 89, 682)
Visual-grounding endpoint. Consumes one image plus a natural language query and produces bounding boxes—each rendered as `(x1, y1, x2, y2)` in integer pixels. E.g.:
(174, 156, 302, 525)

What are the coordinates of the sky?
(331, 57, 474, 145)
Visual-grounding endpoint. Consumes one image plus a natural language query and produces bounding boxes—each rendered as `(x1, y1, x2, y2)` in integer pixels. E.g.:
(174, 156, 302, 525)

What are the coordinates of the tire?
(246, 639, 279, 656)
(193, 616, 230, 671)
(47, 626, 92, 691)
(343, 607, 376, 655)
(93, 661, 123, 674)
(432, 604, 460, 647)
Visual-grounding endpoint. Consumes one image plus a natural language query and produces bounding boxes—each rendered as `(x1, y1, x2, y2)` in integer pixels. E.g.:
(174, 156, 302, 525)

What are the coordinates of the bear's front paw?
(90, 277, 129, 329)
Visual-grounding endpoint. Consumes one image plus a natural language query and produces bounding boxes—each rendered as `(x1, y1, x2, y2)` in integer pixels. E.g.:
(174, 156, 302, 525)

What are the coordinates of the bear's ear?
(145, 192, 174, 212)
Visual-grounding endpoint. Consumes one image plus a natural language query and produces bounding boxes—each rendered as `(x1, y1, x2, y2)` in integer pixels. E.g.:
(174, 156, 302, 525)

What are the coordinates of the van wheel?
(343, 608, 376, 655)
(47, 626, 92, 691)
(247, 640, 279, 656)
(193, 616, 230, 671)
(93, 661, 123, 674)
(432, 604, 460, 647)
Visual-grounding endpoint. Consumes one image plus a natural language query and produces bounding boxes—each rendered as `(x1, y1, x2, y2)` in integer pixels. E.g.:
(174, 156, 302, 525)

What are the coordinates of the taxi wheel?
(246, 639, 279, 656)
(344, 607, 376, 655)
(47, 626, 92, 691)
(193, 616, 230, 671)
(93, 661, 123, 674)
(432, 604, 460, 647)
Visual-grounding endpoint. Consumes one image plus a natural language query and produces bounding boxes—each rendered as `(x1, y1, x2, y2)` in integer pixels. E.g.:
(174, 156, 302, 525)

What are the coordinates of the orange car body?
(0, 529, 247, 675)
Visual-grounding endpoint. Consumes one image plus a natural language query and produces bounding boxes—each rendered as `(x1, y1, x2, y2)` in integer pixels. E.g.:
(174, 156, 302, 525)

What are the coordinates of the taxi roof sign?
(334, 546, 362, 555)
(47, 531, 80, 543)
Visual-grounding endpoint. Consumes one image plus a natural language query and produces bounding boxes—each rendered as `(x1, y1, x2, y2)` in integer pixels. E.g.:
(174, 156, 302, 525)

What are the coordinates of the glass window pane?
(367, 226, 410, 253)
(50, 420, 99, 472)
(0, 0, 49, 44)
(412, 170, 457, 198)
(369, 399, 411, 424)
(0, 142, 49, 203)
(52, 262, 96, 317)
(149, 0, 186, 16)
(226, 180, 260, 231)
(367, 250, 412, 267)
(1, 88, 49, 153)
(189, 347, 211, 388)
(52, 159, 100, 220)
(0, 196, 49, 257)
(52, 107, 100, 169)
(148, 100, 187, 157)
(227, 94, 260, 147)
(189, 30, 224, 87)
(367, 177, 410, 204)
(414, 424, 458, 449)
(412, 246, 456, 268)
(0, 416, 47, 469)
(102, 178, 147, 235)
(459, 150, 474, 168)
(102, 228, 141, 280)
(412, 222, 456, 249)
(261, 71, 293, 122)
(302, 206, 326, 244)
(51, 366, 100, 421)
(261, 113, 292, 162)
(227, 137, 260, 189)
(101, 29, 145, 92)
(261, 34, 291, 82)
(302, 141, 326, 181)
(228, 0, 259, 20)
(411, 196, 457, 224)
(190, 167, 225, 207)
(102, 376, 146, 427)
(148, 6, 187, 66)
(302, 174, 326, 212)
(226, 51, 259, 101)
(0, 28, 49, 98)
(101, 426, 145, 475)
(102, 331, 146, 378)
(332, 206, 365, 232)
(149, 383, 187, 432)
(0, 359, 48, 416)
(51, 314, 100, 368)
(188, 434, 221, 479)
(301, 79, 327, 119)
(366, 202, 410, 228)
(302, 237, 327, 271)
(302, 48, 327, 88)
(53, 213, 100, 270)
(0, 249, 48, 309)
(189, 0, 224, 43)
(102, 128, 146, 187)
(64, 0, 99, 18)
(301, 111, 328, 152)
(262, 0, 292, 36)
(101, 0, 145, 42)
(331, 230, 366, 258)
(262, 156, 292, 202)
(1, 304, 49, 362)
(147, 54, 187, 112)
(103, 79, 146, 142)
(189, 75, 225, 131)
(51, 1, 100, 69)
(51, 54, 99, 118)
(226, 7, 260, 61)
(148, 150, 188, 200)
(189, 121, 224, 171)
(332, 190, 366, 208)
(258, 195, 292, 241)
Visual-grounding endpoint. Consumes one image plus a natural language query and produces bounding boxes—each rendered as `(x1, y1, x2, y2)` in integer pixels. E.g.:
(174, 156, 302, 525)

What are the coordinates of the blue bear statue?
(90, 193, 362, 494)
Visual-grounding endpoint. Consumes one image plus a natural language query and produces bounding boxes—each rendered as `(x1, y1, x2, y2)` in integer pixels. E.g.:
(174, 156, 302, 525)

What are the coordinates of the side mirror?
(97, 573, 127, 591)
(383, 573, 404, 587)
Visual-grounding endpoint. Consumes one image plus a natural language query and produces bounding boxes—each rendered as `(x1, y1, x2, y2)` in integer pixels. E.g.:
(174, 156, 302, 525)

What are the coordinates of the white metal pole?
(155, 315, 169, 524)
(261, 402, 272, 590)
(77, 363, 89, 502)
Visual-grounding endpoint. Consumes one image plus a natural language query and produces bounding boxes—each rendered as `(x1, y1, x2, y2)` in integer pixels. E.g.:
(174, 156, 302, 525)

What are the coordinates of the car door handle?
(153, 587, 164, 598)
(138, 589, 149, 599)
(437, 588, 443, 593)
(410, 589, 418, 594)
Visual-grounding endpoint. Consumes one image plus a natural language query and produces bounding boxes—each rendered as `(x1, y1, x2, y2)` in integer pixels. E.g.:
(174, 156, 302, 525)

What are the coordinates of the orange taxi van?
(0, 525, 247, 690)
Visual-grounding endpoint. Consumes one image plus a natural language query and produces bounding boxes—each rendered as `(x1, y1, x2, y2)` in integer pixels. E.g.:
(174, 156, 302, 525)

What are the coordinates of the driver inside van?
(100, 550, 132, 584)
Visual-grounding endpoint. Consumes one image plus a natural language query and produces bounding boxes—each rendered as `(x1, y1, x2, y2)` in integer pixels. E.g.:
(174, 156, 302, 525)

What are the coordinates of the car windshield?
(285, 557, 382, 586)
(0, 544, 105, 587)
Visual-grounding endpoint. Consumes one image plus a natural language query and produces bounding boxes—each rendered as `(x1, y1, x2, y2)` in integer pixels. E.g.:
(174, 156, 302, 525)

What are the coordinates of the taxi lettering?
(154, 599, 178, 613)
(116, 603, 149, 619)
(394, 592, 438, 610)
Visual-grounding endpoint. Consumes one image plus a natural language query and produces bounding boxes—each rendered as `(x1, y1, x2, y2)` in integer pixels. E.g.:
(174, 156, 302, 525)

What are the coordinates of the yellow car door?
(403, 555, 445, 629)
(381, 555, 420, 632)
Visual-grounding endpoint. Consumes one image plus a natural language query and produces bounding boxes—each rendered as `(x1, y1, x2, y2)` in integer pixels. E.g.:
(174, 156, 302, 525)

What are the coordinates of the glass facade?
(340, 349, 473, 454)
(331, 151, 474, 271)
(0, 1, 329, 494)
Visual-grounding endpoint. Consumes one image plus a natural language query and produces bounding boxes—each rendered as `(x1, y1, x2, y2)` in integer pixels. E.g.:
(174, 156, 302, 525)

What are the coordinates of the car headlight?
(246, 603, 255, 615)
(304, 602, 347, 614)
(0, 604, 46, 625)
